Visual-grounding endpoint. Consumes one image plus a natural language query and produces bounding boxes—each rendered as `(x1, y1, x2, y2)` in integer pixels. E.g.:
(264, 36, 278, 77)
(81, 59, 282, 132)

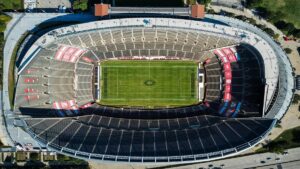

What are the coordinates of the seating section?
(75, 114, 222, 130)
(16, 27, 239, 116)
(14, 23, 273, 164)
(15, 27, 263, 119)
(213, 48, 236, 116)
(203, 54, 223, 112)
(80, 104, 210, 119)
(74, 53, 95, 106)
(56, 28, 238, 61)
(54, 46, 86, 63)
(53, 100, 79, 116)
(25, 116, 275, 162)
(235, 45, 265, 116)
(15, 48, 80, 115)
(210, 45, 263, 117)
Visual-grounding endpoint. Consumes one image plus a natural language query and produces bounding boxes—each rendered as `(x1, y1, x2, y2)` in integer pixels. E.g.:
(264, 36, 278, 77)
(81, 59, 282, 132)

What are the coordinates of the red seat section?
(52, 100, 79, 116)
(26, 68, 38, 74)
(224, 71, 232, 79)
(214, 47, 237, 103)
(80, 102, 93, 109)
(214, 46, 244, 117)
(24, 77, 38, 83)
(223, 91, 231, 102)
(82, 56, 94, 63)
(223, 63, 231, 72)
(204, 58, 211, 64)
(55, 46, 68, 60)
(24, 88, 38, 93)
(221, 48, 237, 63)
(24, 95, 39, 101)
(225, 85, 231, 93)
(55, 46, 86, 63)
(214, 49, 229, 63)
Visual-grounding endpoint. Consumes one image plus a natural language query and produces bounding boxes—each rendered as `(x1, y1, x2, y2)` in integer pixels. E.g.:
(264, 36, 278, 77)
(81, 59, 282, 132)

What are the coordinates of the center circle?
(144, 80, 155, 86)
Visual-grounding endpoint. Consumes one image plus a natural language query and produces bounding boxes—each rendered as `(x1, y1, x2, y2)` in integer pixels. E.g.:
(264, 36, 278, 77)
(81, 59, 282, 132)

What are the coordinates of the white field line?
(148, 61, 151, 103)
(117, 68, 119, 97)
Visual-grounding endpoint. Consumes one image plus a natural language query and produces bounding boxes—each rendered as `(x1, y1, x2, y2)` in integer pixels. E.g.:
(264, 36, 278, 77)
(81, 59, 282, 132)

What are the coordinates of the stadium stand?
(24, 116, 275, 162)
(11, 17, 294, 163)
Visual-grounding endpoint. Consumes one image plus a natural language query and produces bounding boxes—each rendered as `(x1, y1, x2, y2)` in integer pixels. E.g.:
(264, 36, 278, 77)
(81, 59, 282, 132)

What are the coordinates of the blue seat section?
(25, 116, 275, 159)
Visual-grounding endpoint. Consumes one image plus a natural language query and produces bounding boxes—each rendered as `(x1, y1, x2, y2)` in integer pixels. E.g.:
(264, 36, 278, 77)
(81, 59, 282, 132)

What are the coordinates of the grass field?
(100, 60, 198, 108)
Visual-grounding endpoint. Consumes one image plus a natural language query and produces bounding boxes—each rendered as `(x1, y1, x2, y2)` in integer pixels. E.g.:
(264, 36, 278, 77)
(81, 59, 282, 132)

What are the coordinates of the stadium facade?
(5, 14, 294, 163)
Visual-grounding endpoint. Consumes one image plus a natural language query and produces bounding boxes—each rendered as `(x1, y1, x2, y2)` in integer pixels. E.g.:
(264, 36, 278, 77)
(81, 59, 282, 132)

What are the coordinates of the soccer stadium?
(9, 12, 294, 163)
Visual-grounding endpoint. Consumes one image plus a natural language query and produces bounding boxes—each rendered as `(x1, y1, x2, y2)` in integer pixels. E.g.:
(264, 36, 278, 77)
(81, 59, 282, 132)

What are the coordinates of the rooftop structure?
(191, 4, 205, 18)
(94, 4, 109, 17)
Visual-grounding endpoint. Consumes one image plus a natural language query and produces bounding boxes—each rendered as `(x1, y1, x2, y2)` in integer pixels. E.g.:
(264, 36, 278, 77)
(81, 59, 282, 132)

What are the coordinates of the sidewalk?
(88, 147, 300, 169)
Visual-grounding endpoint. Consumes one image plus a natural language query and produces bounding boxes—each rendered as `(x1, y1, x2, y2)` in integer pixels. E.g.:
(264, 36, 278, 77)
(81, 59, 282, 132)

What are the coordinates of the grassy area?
(0, 14, 11, 32)
(73, 0, 88, 11)
(56, 154, 89, 166)
(248, 0, 300, 29)
(0, 0, 23, 10)
(257, 126, 300, 153)
(100, 60, 198, 108)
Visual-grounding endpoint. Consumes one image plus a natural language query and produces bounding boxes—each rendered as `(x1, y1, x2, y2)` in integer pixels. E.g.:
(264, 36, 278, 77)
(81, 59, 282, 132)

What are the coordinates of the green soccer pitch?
(99, 60, 199, 108)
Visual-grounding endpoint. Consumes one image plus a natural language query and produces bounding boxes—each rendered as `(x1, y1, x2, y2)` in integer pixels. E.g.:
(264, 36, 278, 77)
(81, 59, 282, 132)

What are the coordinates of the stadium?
(9, 13, 294, 163)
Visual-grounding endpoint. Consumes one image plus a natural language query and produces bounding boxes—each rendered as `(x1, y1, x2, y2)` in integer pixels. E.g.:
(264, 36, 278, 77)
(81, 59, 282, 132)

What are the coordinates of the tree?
(292, 129, 300, 143)
(269, 11, 286, 23)
(284, 48, 292, 54)
(275, 21, 296, 35)
(285, 23, 296, 35)
(245, 0, 263, 8)
(292, 94, 300, 104)
(292, 29, 300, 39)
(255, 7, 270, 19)
(275, 20, 288, 29)
(199, 0, 212, 6)
(273, 33, 280, 40)
(247, 18, 256, 25)
(206, 9, 216, 14)
(187, 0, 197, 5)
(263, 27, 275, 37)
(235, 15, 248, 21)
(266, 140, 287, 154)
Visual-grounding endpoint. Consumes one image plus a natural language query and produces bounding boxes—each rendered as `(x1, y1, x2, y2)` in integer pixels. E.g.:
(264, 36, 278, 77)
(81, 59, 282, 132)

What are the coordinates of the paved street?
(87, 148, 300, 169)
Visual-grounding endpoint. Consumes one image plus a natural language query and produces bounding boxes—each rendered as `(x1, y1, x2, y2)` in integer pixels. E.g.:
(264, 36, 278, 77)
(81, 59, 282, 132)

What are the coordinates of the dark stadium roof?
(25, 115, 275, 162)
